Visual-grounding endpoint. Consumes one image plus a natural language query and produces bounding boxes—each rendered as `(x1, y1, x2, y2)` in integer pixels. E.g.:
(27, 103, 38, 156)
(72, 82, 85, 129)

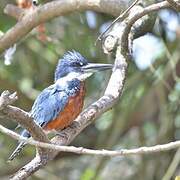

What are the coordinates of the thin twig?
(1, 125, 180, 157)
(95, 0, 140, 45)
(120, 0, 180, 52)
(162, 148, 180, 180)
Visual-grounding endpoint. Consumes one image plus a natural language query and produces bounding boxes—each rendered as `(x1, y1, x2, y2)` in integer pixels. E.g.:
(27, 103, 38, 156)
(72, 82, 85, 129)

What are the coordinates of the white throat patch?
(60, 72, 93, 82)
(78, 72, 93, 81)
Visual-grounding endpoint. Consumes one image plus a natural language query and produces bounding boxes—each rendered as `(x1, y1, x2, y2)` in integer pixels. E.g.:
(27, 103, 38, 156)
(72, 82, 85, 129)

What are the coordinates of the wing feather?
(30, 84, 69, 127)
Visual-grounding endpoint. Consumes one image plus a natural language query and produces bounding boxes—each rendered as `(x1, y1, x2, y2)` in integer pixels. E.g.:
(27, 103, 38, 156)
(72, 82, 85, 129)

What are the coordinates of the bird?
(8, 51, 113, 161)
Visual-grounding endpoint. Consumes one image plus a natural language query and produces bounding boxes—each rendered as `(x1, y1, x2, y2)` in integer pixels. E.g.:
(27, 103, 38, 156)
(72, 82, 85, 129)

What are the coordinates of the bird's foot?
(70, 121, 81, 129)
(55, 131, 69, 142)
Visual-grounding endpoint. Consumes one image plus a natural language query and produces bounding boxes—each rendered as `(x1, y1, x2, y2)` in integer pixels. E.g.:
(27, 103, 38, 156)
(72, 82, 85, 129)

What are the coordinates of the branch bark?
(1, 124, 180, 157)
(102, 0, 180, 54)
(0, 0, 130, 54)
(167, 0, 180, 11)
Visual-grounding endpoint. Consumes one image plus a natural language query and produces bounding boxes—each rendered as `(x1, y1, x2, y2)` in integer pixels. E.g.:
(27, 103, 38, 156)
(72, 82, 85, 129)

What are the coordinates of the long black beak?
(82, 63, 113, 72)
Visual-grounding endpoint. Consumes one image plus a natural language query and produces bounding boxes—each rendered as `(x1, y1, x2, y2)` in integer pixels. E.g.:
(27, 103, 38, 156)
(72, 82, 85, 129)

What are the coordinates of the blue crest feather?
(55, 50, 88, 81)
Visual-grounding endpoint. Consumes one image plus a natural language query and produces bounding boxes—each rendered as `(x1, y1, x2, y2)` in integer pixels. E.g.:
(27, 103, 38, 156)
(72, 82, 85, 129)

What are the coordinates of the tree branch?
(4, 4, 25, 20)
(162, 148, 180, 180)
(1, 125, 180, 157)
(121, 0, 180, 51)
(96, 0, 140, 43)
(102, 0, 180, 54)
(0, 91, 17, 110)
(0, 0, 130, 54)
(167, 0, 180, 11)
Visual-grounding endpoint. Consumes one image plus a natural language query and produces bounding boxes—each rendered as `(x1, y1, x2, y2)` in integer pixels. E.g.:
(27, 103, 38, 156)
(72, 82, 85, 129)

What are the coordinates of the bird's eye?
(79, 62, 83, 66)
(73, 62, 83, 67)
(32, 0, 38, 6)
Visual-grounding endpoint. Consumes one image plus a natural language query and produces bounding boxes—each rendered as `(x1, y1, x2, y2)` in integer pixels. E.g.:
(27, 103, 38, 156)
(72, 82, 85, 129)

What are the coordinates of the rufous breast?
(44, 83, 85, 131)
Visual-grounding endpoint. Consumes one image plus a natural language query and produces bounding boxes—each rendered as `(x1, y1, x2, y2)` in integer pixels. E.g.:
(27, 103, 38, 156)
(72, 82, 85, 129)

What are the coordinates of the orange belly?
(44, 83, 85, 131)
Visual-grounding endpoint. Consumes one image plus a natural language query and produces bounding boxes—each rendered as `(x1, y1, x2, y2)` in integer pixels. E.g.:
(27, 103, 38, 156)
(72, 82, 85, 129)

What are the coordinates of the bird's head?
(55, 51, 113, 82)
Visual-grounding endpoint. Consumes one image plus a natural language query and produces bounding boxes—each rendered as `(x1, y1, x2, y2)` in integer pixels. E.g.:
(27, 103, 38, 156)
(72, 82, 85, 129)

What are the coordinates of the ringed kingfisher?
(8, 51, 113, 161)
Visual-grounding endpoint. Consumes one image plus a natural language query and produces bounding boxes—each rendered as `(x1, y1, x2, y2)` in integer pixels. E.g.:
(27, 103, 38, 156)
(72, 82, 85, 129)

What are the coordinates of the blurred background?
(0, 0, 180, 179)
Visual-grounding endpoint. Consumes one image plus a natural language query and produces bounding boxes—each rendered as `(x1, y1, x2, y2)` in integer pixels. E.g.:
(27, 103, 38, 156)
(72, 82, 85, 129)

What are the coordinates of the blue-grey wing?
(30, 85, 69, 127)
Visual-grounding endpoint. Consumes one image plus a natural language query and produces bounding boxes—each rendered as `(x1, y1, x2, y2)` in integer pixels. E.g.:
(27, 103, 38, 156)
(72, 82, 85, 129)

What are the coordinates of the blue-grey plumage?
(8, 129, 31, 161)
(30, 79, 81, 127)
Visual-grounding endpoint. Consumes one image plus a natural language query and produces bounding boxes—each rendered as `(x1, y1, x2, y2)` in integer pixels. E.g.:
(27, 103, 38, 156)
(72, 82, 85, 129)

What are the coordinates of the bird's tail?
(8, 129, 30, 161)
(8, 141, 27, 161)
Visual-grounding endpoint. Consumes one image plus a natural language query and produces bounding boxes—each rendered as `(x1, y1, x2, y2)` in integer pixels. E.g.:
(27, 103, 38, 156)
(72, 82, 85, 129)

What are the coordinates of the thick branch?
(167, 0, 180, 11)
(0, 0, 129, 54)
(4, 4, 25, 19)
